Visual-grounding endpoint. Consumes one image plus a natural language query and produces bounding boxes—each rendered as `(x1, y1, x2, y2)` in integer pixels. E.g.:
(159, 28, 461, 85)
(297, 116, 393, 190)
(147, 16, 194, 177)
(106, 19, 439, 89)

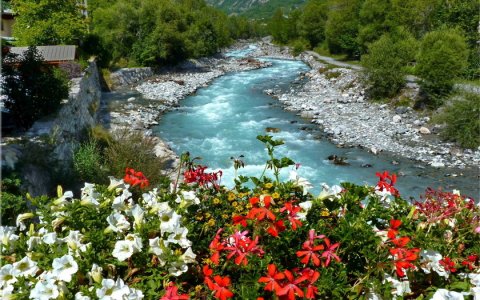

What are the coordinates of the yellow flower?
(228, 193, 236, 201)
(205, 212, 211, 219)
(246, 203, 252, 209)
(207, 219, 216, 227)
(196, 214, 203, 221)
(213, 198, 221, 204)
(321, 209, 330, 217)
(264, 183, 273, 189)
(222, 214, 229, 219)
(232, 201, 238, 207)
(195, 285, 203, 292)
(272, 192, 280, 199)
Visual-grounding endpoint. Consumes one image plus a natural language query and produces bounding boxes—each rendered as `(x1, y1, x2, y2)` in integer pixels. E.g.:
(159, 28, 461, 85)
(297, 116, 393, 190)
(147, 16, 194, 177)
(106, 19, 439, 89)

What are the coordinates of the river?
(150, 48, 478, 200)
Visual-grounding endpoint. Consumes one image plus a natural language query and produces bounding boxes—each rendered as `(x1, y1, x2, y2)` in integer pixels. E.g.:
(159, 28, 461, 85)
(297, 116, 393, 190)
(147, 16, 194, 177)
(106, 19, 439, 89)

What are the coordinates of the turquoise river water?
(150, 48, 478, 200)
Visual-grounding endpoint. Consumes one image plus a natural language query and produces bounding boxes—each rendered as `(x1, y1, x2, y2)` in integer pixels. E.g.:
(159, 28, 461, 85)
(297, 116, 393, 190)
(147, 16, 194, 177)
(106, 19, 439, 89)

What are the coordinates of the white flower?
(112, 240, 134, 261)
(0, 264, 17, 287)
(168, 261, 188, 277)
(181, 247, 197, 264)
(175, 190, 200, 207)
(142, 191, 158, 209)
(149, 237, 165, 255)
(318, 183, 342, 200)
(81, 183, 100, 206)
(107, 176, 126, 192)
(420, 250, 448, 278)
(126, 288, 144, 300)
(130, 204, 145, 228)
(431, 289, 465, 300)
(160, 211, 181, 234)
(459, 273, 480, 287)
(0, 226, 19, 246)
(16, 212, 34, 231)
(12, 256, 38, 277)
(42, 232, 57, 245)
(297, 200, 312, 220)
(63, 230, 88, 253)
(372, 226, 389, 243)
(96, 278, 130, 299)
(88, 264, 103, 284)
(112, 189, 133, 211)
(106, 213, 130, 233)
(383, 274, 411, 297)
(52, 191, 73, 206)
(52, 255, 78, 282)
(29, 278, 59, 300)
(27, 236, 42, 251)
(366, 291, 382, 300)
(165, 227, 191, 248)
(75, 292, 91, 300)
(1, 284, 14, 300)
(125, 233, 143, 252)
(152, 201, 173, 216)
(289, 170, 313, 195)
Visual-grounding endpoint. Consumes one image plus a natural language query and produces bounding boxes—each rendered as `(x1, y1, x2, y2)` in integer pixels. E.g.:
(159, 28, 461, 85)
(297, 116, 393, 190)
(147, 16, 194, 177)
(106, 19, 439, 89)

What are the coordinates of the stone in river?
(265, 127, 281, 133)
(419, 127, 431, 134)
(392, 115, 402, 123)
(127, 97, 135, 102)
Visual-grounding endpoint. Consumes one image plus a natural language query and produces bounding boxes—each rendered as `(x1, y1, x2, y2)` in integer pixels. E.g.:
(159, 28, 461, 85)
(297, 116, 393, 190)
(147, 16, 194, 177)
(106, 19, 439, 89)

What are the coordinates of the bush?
(0, 174, 28, 226)
(73, 140, 108, 184)
(290, 38, 311, 56)
(1, 46, 70, 130)
(416, 28, 469, 107)
(104, 130, 168, 186)
(436, 92, 480, 149)
(361, 29, 417, 99)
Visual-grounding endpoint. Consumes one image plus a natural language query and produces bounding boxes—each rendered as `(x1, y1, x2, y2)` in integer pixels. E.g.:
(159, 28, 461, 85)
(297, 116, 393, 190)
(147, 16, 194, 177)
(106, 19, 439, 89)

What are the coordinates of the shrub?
(290, 38, 311, 56)
(104, 130, 168, 186)
(1, 46, 70, 130)
(416, 28, 469, 107)
(361, 29, 417, 99)
(73, 140, 108, 184)
(436, 92, 480, 149)
(0, 174, 28, 226)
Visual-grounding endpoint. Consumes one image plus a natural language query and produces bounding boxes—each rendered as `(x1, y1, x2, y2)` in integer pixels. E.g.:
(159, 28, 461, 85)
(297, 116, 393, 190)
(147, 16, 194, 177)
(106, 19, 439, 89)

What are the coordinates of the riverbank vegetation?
(1, 136, 479, 299)
(265, 0, 479, 148)
(11, 0, 264, 68)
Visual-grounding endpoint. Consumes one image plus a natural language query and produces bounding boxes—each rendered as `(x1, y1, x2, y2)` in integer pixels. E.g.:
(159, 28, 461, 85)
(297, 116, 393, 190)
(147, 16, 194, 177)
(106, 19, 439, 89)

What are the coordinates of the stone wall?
(110, 67, 154, 89)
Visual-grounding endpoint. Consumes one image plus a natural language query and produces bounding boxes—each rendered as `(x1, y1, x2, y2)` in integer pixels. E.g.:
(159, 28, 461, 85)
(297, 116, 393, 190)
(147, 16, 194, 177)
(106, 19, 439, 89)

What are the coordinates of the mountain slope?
(206, 0, 306, 19)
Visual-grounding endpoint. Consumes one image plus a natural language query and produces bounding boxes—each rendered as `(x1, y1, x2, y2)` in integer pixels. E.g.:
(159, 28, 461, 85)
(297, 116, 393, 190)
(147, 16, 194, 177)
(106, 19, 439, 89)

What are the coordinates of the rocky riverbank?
(105, 39, 479, 174)
(245, 40, 480, 170)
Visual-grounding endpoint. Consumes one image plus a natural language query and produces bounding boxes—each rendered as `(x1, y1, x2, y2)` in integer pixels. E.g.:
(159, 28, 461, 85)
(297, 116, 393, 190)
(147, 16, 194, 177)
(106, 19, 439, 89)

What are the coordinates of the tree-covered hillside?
(206, 0, 305, 19)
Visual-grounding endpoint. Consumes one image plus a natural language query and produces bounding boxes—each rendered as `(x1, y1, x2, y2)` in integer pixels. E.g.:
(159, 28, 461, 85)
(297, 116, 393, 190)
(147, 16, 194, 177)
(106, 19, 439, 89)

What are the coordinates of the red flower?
(462, 254, 478, 270)
(224, 230, 264, 266)
(232, 215, 248, 227)
(280, 202, 303, 230)
(276, 270, 305, 300)
(375, 171, 399, 197)
(297, 235, 324, 266)
(183, 165, 222, 188)
(258, 264, 285, 293)
(209, 229, 224, 265)
(124, 168, 149, 189)
(203, 265, 215, 290)
(266, 220, 286, 237)
(299, 269, 320, 299)
(247, 196, 275, 221)
(212, 276, 234, 300)
(388, 219, 402, 239)
(321, 238, 341, 267)
(160, 282, 189, 300)
(440, 257, 457, 273)
(389, 238, 419, 277)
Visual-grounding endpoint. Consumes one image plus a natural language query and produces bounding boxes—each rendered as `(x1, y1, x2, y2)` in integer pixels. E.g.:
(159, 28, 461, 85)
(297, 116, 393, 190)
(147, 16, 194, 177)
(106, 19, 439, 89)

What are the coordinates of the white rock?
(127, 97, 135, 102)
(419, 127, 431, 134)
(393, 115, 402, 123)
(430, 161, 445, 168)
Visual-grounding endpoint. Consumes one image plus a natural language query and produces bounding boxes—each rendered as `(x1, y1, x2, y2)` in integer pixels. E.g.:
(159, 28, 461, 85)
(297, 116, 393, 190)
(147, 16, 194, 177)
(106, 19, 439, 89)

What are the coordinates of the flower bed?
(1, 136, 479, 299)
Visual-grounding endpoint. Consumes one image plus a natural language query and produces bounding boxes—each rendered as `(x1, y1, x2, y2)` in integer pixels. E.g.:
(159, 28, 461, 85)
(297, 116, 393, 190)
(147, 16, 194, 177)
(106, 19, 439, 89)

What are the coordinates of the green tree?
(416, 28, 469, 107)
(436, 93, 480, 149)
(1, 46, 70, 130)
(297, 0, 328, 48)
(361, 29, 417, 99)
(12, 0, 87, 45)
(325, 0, 363, 58)
(268, 8, 289, 44)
